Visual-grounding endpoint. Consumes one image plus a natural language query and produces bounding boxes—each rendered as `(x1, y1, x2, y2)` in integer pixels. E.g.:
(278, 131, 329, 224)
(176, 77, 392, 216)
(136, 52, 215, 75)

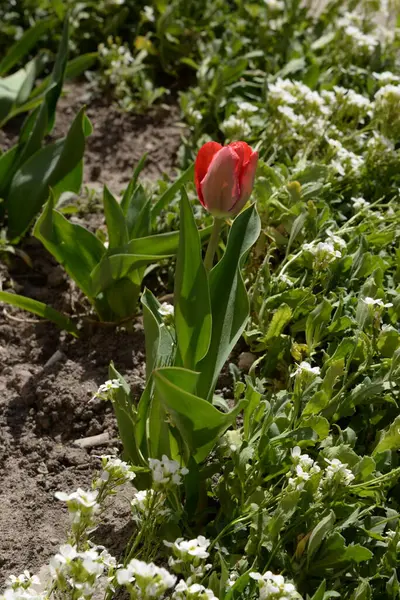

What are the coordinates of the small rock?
(238, 351, 257, 372)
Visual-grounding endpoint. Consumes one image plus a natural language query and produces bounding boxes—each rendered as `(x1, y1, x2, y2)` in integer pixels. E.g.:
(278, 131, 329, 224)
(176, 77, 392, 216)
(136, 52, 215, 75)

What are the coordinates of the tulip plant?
(109, 141, 260, 470)
(0, 20, 94, 241)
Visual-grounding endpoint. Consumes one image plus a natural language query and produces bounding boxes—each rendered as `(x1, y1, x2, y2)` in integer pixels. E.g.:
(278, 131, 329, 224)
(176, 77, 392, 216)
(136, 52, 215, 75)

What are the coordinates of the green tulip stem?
(204, 217, 223, 272)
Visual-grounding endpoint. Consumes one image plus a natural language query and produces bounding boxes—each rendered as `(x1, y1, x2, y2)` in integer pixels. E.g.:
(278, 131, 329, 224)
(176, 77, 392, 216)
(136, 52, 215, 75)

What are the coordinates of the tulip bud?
(194, 141, 258, 217)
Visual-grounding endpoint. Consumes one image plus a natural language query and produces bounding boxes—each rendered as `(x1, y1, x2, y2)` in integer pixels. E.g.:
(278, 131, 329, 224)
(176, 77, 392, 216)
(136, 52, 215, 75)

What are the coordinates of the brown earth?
(0, 81, 184, 585)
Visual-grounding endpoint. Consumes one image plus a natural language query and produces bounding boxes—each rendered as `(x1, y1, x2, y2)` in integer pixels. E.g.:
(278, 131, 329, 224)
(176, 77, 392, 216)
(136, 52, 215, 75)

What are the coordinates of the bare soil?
(0, 81, 184, 584)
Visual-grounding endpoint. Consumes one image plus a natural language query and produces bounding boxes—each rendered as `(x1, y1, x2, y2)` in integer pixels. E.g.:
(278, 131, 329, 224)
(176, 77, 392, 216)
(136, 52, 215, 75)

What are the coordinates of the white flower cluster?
(287, 446, 321, 492)
(95, 455, 136, 487)
(172, 581, 218, 600)
(149, 455, 189, 489)
(303, 240, 342, 270)
(49, 544, 114, 598)
(1, 571, 44, 600)
(373, 84, 400, 139)
(55, 488, 100, 527)
(116, 559, 177, 596)
(92, 378, 122, 401)
(131, 488, 170, 523)
(291, 362, 320, 378)
(165, 536, 211, 582)
(351, 196, 370, 211)
(220, 114, 251, 140)
(363, 297, 393, 309)
(98, 40, 134, 83)
(250, 571, 301, 599)
(323, 458, 355, 486)
(337, 13, 379, 54)
(327, 138, 364, 177)
(373, 71, 400, 85)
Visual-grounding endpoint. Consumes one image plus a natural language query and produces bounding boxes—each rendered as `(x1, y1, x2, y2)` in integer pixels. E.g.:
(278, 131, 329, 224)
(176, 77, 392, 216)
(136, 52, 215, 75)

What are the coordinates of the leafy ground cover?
(0, 0, 400, 599)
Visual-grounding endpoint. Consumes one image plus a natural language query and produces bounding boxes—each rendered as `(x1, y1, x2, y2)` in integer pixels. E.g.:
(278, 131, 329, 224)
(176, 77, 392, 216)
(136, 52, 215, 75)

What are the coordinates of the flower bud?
(194, 141, 258, 217)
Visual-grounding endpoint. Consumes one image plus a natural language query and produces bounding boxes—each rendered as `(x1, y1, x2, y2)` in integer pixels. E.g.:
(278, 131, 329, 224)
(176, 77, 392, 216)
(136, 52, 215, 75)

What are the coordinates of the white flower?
(363, 297, 393, 308)
(277, 273, 294, 287)
(148, 455, 189, 488)
(220, 115, 251, 139)
(97, 456, 136, 485)
(303, 241, 342, 268)
(326, 230, 346, 249)
(291, 362, 320, 378)
(288, 447, 321, 491)
(323, 458, 355, 486)
(250, 571, 300, 599)
(373, 71, 400, 85)
(116, 559, 176, 596)
(143, 5, 155, 21)
(49, 544, 78, 578)
(96, 379, 121, 395)
(173, 580, 218, 599)
(263, 0, 285, 10)
(55, 488, 99, 510)
(159, 302, 174, 317)
(351, 196, 370, 211)
(165, 536, 210, 560)
(238, 101, 258, 116)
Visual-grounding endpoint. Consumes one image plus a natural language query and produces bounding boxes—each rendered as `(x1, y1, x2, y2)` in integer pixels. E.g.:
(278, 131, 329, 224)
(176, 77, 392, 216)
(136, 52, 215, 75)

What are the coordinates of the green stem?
(204, 217, 223, 272)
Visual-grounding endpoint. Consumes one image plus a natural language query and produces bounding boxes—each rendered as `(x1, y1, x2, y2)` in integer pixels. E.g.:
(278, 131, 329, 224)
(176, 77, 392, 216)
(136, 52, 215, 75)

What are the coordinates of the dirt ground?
(0, 82, 184, 585)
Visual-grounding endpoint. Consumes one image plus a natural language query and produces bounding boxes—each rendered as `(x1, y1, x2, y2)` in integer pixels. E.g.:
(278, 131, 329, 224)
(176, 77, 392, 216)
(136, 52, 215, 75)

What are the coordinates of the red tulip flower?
(195, 141, 258, 217)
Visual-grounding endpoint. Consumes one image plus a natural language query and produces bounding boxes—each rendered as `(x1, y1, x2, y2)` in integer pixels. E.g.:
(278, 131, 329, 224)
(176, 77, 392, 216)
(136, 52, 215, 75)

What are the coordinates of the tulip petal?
(200, 146, 240, 215)
(238, 150, 258, 205)
(195, 141, 223, 207)
(229, 141, 253, 174)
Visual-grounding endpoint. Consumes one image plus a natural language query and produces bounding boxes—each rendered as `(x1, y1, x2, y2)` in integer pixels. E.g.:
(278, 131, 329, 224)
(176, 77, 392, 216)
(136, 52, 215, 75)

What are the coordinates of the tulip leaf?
(0, 18, 55, 76)
(34, 192, 105, 299)
(108, 363, 144, 466)
(196, 204, 261, 401)
(7, 106, 89, 239)
(142, 288, 176, 379)
(103, 185, 129, 249)
(151, 163, 194, 220)
(0, 290, 78, 336)
(154, 367, 246, 463)
(175, 188, 211, 369)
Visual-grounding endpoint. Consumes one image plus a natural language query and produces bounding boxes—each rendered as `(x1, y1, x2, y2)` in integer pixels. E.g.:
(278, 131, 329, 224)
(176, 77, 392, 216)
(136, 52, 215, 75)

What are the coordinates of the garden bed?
(0, 80, 184, 584)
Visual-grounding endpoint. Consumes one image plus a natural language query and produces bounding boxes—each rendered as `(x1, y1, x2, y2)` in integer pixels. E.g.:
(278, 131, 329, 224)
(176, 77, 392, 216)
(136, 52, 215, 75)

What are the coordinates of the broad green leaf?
(34, 193, 105, 299)
(197, 204, 261, 401)
(151, 163, 194, 220)
(154, 367, 246, 462)
(104, 276, 141, 320)
(265, 303, 292, 340)
(0, 68, 28, 123)
(342, 544, 373, 563)
(122, 182, 149, 238)
(108, 363, 143, 465)
(373, 415, 400, 456)
(175, 189, 211, 369)
(120, 154, 148, 213)
(0, 18, 55, 76)
(0, 290, 77, 336)
(307, 511, 335, 561)
(8, 107, 89, 239)
(103, 186, 129, 249)
(90, 252, 171, 296)
(127, 226, 212, 255)
(14, 18, 69, 171)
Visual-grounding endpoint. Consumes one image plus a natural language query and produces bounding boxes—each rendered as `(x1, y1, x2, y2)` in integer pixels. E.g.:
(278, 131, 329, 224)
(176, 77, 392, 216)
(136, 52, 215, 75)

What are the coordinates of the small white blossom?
(97, 456, 136, 485)
(323, 458, 355, 486)
(220, 115, 251, 139)
(351, 196, 370, 211)
(116, 559, 176, 596)
(173, 580, 218, 599)
(165, 536, 210, 560)
(238, 101, 258, 117)
(159, 302, 174, 317)
(291, 362, 321, 378)
(148, 455, 189, 488)
(303, 241, 342, 269)
(55, 488, 99, 510)
(250, 571, 301, 599)
(363, 297, 393, 308)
